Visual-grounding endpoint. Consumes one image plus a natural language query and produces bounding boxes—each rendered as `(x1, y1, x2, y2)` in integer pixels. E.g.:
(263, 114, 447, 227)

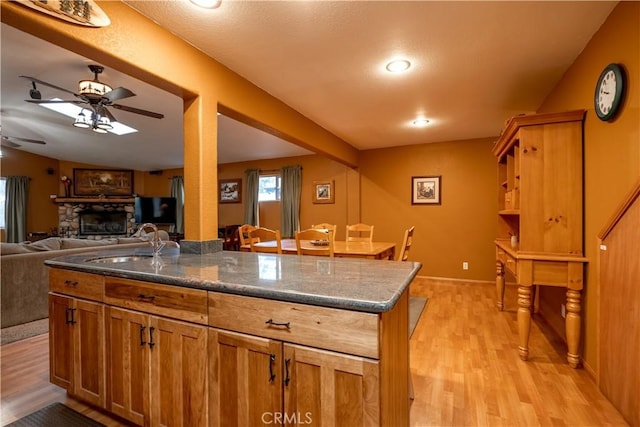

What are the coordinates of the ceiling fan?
(20, 64, 164, 132)
(0, 125, 46, 148)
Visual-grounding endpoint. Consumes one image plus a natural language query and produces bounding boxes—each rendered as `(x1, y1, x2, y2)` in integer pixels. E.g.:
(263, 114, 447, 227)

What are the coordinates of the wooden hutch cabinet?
(493, 110, 587, 368)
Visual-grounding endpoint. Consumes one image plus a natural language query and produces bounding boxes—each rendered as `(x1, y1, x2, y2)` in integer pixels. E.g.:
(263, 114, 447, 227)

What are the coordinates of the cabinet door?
(208, 329, 282, 427)
(106, 306, 149, 426)
(149, 316, 208, 427)
(73, 299, 106, 408)
(284, 344, 380, 427)
(49, 293, 73, 390)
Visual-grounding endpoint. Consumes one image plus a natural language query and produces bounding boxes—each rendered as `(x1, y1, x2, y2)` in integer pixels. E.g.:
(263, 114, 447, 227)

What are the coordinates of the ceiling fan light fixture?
(92, 125, 108, 134)
(96, 116, 113, 130)
(73, 111, 91, 128)
(78, 79, 112, 97)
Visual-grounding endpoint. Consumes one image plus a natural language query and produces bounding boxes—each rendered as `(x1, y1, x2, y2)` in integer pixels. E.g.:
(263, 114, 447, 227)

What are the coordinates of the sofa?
(1, 233, 176, 328)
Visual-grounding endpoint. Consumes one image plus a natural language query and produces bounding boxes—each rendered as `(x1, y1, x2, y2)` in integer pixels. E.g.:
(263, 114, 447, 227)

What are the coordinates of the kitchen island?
(45, 247, 421, 426)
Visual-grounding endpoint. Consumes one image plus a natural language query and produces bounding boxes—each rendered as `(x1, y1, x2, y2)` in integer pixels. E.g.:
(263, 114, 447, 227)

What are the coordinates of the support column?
(566, 289, 582, 368)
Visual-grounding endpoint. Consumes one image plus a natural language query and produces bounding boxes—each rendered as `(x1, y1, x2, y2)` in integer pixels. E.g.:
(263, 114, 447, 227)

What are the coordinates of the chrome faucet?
(134, 223, 165, 255)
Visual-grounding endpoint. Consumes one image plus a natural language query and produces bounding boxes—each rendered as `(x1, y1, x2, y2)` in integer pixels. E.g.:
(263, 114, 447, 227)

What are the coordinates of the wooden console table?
(493, 110, 587, 368)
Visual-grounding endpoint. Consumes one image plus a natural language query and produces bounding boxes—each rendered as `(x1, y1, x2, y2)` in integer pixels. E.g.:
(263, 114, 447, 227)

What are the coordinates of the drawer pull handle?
(138, 294, 156, 302)
(148, 326, 156, 349)
(64, 280, 78, 287)
(284, 358, 291, 386)
(265, 319, 290, 329)
(139, 325, 147, 346)
(269, 354, 276, 382)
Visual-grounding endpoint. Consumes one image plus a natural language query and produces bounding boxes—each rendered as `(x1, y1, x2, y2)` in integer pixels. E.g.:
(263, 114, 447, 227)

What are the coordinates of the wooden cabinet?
(106, 306, 208, 426)
(49, 293, 106, 408)
(208, 328, 380, 427)
(493, 110, 588, 367)
(49, 267, 409, 426)
(208, 291, 406, 426)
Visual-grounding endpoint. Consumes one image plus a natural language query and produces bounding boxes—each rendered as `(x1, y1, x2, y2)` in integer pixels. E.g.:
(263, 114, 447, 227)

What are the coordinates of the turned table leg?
(496, 261, 505, 311)
(566, 289, 582, 368)
(517, 285, 532, 361)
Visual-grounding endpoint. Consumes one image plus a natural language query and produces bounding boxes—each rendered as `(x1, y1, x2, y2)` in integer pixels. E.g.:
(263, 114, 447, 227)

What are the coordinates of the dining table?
(240, 239, 396, 260)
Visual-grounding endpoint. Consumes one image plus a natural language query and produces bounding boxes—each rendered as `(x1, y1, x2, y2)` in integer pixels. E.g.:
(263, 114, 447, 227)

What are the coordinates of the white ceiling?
(1, 1, 617, 170)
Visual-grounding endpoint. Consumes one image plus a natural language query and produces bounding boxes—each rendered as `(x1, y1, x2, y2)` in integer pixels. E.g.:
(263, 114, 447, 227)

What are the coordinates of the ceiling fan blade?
(20, 75, 80, 98)
(2, 135, 46, 144)
(104, 87, 135, 102)
(1, 138, 21, 148)
(111, 103, 164, 119)
(25, 99, 85, 105)
(100, 106, 118, 122)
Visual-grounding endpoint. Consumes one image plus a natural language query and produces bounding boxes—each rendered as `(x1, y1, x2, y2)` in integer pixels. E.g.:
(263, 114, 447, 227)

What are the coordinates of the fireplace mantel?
(53, 197, 135, 204)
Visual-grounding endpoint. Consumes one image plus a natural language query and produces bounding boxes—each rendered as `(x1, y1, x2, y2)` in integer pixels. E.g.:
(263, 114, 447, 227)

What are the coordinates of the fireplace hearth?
(56, 200, 135, 239)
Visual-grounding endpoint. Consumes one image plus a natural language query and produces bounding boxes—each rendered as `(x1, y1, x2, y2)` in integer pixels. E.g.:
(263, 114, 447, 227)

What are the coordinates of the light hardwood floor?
(0, 278, 629, 426)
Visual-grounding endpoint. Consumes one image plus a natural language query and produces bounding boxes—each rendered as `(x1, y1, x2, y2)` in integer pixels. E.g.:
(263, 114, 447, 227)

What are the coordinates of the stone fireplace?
(57, 199, 136, 239)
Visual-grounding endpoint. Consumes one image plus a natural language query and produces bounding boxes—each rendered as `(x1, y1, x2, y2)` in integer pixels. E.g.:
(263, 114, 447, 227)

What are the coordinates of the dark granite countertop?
(45, 247, 422, 313)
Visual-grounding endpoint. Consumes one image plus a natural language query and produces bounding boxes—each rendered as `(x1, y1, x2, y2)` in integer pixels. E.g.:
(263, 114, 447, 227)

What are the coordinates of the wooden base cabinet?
(209, 329, 379, 427)
(106, 306, 208, 427)
(49, 294, 106, 408)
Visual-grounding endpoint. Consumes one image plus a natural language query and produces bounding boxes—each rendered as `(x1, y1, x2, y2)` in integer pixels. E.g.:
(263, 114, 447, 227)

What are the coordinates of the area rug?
(1, 319, 49, 346)
(409, 296, 428, 337)
(6, 402, 105, 427)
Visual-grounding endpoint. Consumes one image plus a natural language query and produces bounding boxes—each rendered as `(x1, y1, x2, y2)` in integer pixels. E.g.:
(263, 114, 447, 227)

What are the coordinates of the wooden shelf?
(498, 209, 520, 216)
(53, 197, 135, 204)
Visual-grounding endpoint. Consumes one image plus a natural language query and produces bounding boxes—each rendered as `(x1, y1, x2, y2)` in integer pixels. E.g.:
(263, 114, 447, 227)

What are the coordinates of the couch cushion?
(0, 243, 32, 255)
(60, 238, 118, 249)
(0, 237, 63, 255)
(28, 237, 62, 251)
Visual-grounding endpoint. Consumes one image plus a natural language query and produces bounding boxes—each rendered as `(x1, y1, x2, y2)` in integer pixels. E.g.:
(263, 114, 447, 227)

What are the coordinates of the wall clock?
(594, 63, 626, 121)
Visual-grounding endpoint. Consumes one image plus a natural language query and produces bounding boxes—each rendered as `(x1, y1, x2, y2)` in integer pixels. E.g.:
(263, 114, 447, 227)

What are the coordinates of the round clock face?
(594, 64, 625, 121)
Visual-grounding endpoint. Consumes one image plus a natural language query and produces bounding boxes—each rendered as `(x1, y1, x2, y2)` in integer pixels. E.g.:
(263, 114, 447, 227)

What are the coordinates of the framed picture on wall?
(313, 180, 335, 204)
(411, 176, 441, 205)
(73, 168, 134, 196)
(219, 178, 242, 203)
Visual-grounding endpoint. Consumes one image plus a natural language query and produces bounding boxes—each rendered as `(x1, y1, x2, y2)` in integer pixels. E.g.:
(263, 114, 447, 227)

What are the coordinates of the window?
(0, 178, 5, 228)
(258, 174, 281, 202)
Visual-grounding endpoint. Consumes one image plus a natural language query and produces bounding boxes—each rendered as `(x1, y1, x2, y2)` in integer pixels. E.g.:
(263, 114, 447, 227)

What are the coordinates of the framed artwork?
(313, 180, 335, 204)
(412, 176, 441, 205)
(73, 168, 134, 196)
(219, 178, 242, 203)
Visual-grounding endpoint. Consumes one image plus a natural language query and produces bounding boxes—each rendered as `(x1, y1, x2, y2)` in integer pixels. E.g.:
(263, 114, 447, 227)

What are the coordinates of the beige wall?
(0, 147, 60, 240)
(360, 138, 497, 280)
(536, 2, 639, 372)
(218, 155, 353, 239)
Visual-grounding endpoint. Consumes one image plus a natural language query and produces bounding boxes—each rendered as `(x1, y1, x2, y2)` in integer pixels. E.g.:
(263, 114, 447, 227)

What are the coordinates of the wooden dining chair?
(346, 223, 374, 242)
(238, 224, 257, 247)
(248, 227, 282, 254)
(311, 223, 337, 242)
(222, 224, 240, 251)
(294, 229, 334, 257)
(397, 226, 415, 261)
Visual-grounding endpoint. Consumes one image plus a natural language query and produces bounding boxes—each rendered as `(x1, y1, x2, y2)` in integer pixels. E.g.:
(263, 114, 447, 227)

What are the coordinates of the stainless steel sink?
(86, 255, 154, 264)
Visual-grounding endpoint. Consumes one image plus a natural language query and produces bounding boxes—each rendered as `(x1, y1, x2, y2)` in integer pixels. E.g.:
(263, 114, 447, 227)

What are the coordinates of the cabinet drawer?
(105, 277, 208, 325)
(49, 269, 104, 302)
(208, 292, 379, 359)
(497, 248, 518, 277)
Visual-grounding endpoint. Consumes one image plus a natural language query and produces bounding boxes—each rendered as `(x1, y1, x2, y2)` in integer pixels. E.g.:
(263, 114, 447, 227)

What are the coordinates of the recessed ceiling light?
(386, 59, 411, 73)
(412, 118, 430, 127)
(190, 0, 221, 9)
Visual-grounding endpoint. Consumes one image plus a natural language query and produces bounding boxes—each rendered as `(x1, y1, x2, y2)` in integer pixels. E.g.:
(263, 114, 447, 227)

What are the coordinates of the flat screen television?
(134, 197, 177, 225)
